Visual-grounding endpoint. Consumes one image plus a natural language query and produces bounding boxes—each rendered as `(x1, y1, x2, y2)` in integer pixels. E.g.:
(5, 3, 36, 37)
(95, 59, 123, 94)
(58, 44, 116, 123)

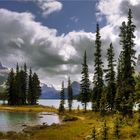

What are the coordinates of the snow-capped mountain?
(40, 81, 81, 99)
(40, 83, 59, 99)
(0, 62, 9, 85)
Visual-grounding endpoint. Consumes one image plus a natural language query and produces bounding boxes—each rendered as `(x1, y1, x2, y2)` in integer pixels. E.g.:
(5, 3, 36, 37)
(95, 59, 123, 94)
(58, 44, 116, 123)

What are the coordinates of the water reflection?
(0, 111, 60, 132)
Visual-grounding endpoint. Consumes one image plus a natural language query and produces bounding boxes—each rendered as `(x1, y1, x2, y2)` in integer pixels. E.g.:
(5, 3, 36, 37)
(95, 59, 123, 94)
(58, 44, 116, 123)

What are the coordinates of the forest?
(6, 63, 41, 105)
(59, 9, 140, 118)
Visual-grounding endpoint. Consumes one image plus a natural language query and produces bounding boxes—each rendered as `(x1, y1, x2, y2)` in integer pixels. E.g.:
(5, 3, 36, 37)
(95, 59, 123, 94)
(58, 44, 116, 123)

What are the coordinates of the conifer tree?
(22, 63, 27, 104)
(6, 68, 15, 105)
(15, 63, 22, 105)
(113, 118, 121, 140)
(116, 9, 136, 117)
(135, 73, 140, 111)
(67, 77, 73, 111)
(115, 53, 123, 112)
(80, 50, 90, 112)
(91, 127, 96, 140)
(59, 81, 65, 113)
(32, 72, 41, 104)
(19, 68, 25, 104)
(102, 120, 108, 140)
(27, 68, 33, 105)
(105, 43, 116, 111)
(100, 88, 107, 116)
(92, 23, 103, 111)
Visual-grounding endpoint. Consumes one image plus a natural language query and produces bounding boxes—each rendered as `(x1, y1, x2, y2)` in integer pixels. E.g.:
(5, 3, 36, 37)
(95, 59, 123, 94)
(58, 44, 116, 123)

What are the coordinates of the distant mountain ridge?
(40, 81, 81, 99)
(0, 62, 9, 86)
(40, 83, 59, 99)
(0, 62, 8, 70)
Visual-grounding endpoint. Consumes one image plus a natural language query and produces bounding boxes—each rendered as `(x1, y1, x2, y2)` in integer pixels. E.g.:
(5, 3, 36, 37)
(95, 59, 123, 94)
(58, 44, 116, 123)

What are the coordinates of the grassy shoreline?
(0, 105, 57, 113)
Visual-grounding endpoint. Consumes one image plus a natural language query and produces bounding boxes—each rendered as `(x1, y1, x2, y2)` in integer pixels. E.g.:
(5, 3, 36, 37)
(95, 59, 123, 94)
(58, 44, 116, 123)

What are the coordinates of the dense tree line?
(80, 9, 138, 117)
(6, 63, 41, 105)
(58, 9, 140, 116)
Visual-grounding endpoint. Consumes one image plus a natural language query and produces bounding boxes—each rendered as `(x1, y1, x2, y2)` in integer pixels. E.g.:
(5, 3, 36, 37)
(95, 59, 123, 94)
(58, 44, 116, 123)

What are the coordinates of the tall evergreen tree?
(6, 68, 15, 105)
(115, 53, 123, 112)
(105, 43, 116, 111)
(113, 118, 121, 139)
(100, 88, 107, 116)
(102, 120, 108, 140)
(15, 63, 22, 105)
(21, 63, 27, 105)
(135, 73, 140, 111)
(80, 50, 90, 112)
(67, 77, 73, 111)
(92, 23, 103, 111)
(59, 81, 65, 113)
(27, 68, 33, 105)
(116, 9, 136, 117)
(91, 127, 97, 140)
(32, 72, 41, 104)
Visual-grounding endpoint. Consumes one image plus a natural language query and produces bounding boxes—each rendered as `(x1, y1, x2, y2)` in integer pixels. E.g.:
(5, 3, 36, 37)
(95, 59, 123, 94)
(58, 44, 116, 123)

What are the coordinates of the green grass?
(1, 111, 140, 140)
(0, 105, 57, 112)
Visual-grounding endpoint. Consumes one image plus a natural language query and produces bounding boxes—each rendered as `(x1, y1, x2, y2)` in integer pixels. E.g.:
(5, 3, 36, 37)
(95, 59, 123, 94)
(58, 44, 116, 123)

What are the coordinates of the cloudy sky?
(0, 0, 140, 89)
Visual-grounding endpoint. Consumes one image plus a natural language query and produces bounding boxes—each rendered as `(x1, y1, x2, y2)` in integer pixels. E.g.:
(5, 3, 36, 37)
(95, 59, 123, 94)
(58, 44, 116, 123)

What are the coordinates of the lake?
(0, 111, 60, 132)
(0, 99, 90, 132)
(38, 99, 92, 110)
(0, 99, 137, 132)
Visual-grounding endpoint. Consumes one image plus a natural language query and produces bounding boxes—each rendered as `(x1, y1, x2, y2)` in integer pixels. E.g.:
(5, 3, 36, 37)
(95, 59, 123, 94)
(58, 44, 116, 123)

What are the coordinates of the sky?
(0, 0, 140, 89)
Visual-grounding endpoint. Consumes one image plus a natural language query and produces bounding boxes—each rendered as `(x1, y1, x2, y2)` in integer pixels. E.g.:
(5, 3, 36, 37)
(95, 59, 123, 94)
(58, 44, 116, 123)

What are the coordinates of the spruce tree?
(116, 9, 136, 117)
(115, 53, 123, 112)
(91, 127, 96, 140)
(102, 120, 108, 140)
(80, 50, 90, 112)
(67, 77, 73, 111)
(15, 63, 22, 105)
(6, 68, 15, 105)
(93, 23, 103, 111)
(32, 72, 41, 104)
(21, 63, 27, 105)
(135, 73, 140, 111)
(19, 68, 25, 104)
(59, 81, 65, 113)
(113, 118, 121, 140)
(105, 43, 116, 111)
(100, 88, 107, 116)
(27, 68, 33, 105)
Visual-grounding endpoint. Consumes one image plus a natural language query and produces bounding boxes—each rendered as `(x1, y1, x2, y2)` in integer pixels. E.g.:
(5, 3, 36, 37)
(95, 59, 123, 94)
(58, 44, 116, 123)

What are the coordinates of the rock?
(22, 124, 27, 127)
(23, 124, 49, 133)
(38, 116, 43, 118)
(62, 115, 78, 122)
(40, 113, 54, 115)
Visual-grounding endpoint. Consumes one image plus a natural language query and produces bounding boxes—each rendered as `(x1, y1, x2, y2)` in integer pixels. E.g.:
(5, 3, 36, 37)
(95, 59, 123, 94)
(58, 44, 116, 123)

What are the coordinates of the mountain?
(0, 62, 9, 85)
(64, 81, 80, 98)
(40, 83, 59, 99)
(0, 62, 8, 70)
(40, 81, 81, 99)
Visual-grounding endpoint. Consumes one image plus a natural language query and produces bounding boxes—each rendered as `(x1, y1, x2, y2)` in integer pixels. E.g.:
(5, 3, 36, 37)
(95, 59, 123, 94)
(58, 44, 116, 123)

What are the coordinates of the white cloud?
(38, 0, 63, 17)
(1, 0, 140, 89)
(0, 8, 96, 89)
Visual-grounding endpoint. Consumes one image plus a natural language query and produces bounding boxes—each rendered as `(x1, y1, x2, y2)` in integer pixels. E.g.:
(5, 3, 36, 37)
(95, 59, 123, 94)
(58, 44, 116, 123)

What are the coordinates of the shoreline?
(0, 105, 57, 113)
